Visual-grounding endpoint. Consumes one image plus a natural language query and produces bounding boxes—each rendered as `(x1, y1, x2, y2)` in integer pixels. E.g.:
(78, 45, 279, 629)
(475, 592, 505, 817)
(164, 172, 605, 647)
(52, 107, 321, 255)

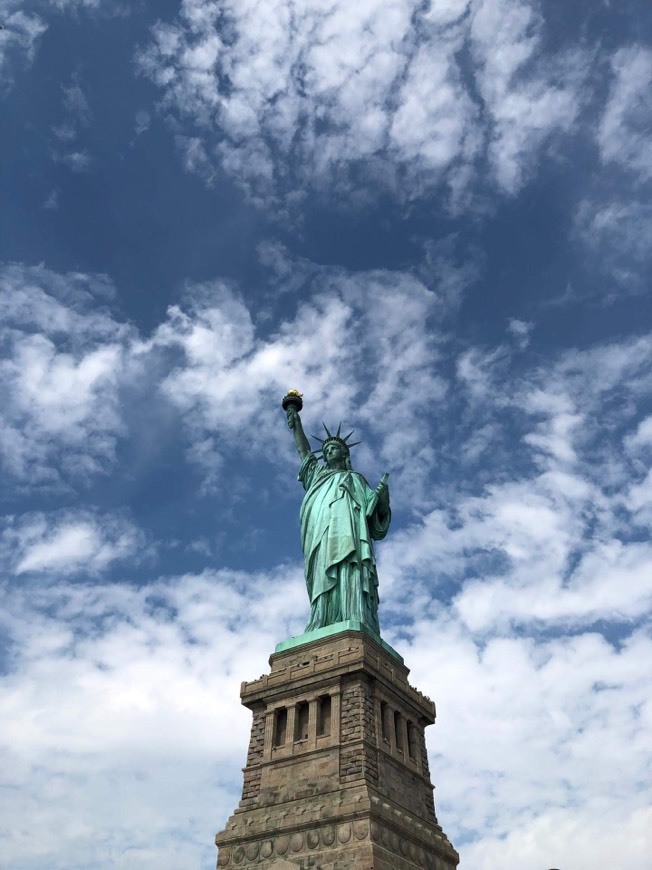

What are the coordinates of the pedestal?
(215, 629, 459, 869)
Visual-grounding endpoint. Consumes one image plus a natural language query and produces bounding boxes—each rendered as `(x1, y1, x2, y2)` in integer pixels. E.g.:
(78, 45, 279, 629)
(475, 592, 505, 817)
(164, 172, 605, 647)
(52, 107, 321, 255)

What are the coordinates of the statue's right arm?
(287, 407, 311, 461)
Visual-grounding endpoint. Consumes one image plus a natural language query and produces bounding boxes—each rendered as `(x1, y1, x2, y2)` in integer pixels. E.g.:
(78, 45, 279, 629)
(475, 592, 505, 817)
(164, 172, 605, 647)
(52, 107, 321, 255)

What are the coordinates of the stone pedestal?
(215, 629, 459, 869)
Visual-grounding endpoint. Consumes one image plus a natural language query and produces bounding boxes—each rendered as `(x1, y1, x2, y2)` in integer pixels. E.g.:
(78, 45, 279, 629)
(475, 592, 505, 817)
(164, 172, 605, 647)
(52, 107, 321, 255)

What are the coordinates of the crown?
(312, 422, 361, 456)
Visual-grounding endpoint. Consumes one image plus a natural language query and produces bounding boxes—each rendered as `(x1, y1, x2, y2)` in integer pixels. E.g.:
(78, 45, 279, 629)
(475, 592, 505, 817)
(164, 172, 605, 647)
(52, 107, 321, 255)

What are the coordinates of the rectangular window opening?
(295, 701, 310, 742)
(273, 707, 287, 747)
(394, 710, 404, 752)
(408, 721, 418, 761)
(380, 701, 390, 743)
(317, 695, 331, 737)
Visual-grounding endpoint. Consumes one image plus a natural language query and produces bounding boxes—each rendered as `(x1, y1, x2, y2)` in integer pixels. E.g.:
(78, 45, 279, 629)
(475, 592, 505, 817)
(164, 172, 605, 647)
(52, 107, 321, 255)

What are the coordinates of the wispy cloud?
(3, 0, 651, 866)
(1, 258, 652, 867)
(1, 550, 650, 869)
(0, 5, 47, 90)
(379, 331, 652, 635)
(598, 45, 652, 182)
(0, 260, 652, 868)
(0, 265, 132, 488)
(470, 0, 587, 194)
(575, 197, 652, 293)
(1, 510, 145, 576)
(137, 0, 590, 212)
(42, 188, 60, 210)
(0, 569, 305, 869)
(146, 268, 449, 503)
(51, 75, 95, 170)
(1, 260, 449, 500)
(403, 619, 652, 869)
(507, 317, 533, 349)
(0, 0, 114, 91)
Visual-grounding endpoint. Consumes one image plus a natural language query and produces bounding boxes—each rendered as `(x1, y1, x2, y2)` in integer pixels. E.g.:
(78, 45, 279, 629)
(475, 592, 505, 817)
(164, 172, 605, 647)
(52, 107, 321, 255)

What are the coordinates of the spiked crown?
(312, 422, 361, 456)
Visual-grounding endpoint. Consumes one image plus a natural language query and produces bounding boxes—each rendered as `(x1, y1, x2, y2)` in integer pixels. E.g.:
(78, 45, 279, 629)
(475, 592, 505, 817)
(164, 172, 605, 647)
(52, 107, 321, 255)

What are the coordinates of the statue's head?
(323, 439, 349, 469)
(314, 423, 359, 470)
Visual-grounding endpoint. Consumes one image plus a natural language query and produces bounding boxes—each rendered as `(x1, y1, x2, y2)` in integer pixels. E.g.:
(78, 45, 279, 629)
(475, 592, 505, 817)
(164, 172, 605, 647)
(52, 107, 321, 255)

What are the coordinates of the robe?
(298, 453, 391, 633)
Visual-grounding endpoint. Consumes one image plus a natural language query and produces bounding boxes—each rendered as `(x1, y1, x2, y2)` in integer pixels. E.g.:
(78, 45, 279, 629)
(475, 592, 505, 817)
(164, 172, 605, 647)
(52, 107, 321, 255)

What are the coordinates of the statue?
(283, 391, 391, 635)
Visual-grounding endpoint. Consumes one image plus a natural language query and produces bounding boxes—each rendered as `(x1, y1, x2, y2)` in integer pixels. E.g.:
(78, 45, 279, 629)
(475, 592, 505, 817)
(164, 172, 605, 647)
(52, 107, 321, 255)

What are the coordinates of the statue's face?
(324, 441, 347, 468)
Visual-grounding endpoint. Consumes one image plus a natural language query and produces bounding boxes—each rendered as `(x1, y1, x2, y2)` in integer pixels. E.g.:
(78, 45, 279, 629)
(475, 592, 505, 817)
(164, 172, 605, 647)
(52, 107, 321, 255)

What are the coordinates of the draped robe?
(298, 453, 391, 633)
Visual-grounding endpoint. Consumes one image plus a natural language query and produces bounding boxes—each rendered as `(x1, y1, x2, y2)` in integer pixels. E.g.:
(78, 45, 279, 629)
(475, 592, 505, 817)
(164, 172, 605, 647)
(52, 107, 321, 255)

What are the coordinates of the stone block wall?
(216, 630, 458, 869)
(240, 701, 266, 807)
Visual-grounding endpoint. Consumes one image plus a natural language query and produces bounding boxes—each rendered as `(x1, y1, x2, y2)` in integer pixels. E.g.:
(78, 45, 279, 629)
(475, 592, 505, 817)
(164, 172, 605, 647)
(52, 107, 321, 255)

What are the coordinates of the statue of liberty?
(283, 392, 391, 635)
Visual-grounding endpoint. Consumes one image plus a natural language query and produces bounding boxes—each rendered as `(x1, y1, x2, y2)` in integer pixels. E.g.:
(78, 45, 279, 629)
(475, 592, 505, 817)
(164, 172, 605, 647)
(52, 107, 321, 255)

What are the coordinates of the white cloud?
(455, 538, 652, 630)
(570, 44, 652, 292)
(148, 269, 447, 503)
(138, 0, 588, 210)
(0, 1, 112, 90)
(416, 234, 483, 311)
(1, 260, 652, 867)
(2, 564, 651, 868)
(61, 79, 91, 125)
(43, 188, 59, 209)
(0, 570, 306, 869)
(456, 343, 509, 402)
(50, 0, 105, 8)
(51, 76, 96, 170)
(575, 197, 652, 291)
(134, 108, 150, 136)
(0, 6, 47, 90)
(0, 264, 132, 487)
(388, 38, 480, 184)
(463, 805, 652, 870)
(399, 620, 652, 870)
(0, 510, 145, 576)
(507, 317, 533, 348)
(470, 0, 586, 193)
(4, 257, 650, 526)
(598, 45, 652, 181)
(378, 331, 652, 636)
(625, 414, 652, 453)
(1, 261, 449, 497)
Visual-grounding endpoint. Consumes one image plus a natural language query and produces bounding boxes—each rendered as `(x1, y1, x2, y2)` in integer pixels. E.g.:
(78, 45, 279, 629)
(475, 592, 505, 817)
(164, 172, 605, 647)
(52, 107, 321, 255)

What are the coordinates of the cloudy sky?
(1, 1, 651, 868)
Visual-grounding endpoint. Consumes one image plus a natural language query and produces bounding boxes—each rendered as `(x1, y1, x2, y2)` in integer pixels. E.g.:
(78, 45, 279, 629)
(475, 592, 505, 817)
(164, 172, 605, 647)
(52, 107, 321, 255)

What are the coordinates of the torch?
(282, 389, 303, 427)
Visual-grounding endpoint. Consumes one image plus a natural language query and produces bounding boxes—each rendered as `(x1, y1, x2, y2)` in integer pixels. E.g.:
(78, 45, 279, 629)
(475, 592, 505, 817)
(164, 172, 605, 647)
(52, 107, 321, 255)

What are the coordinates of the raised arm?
(286, 406, 311, 461)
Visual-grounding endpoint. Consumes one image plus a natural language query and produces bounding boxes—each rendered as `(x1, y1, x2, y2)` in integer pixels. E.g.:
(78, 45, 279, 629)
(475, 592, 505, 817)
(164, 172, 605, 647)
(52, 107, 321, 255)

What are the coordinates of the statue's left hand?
(376, 479, 390, 512)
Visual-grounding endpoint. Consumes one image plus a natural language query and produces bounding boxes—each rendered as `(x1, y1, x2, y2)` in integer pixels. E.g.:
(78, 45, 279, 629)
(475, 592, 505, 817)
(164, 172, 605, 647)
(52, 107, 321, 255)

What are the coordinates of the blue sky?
(1, 1, 651, 868)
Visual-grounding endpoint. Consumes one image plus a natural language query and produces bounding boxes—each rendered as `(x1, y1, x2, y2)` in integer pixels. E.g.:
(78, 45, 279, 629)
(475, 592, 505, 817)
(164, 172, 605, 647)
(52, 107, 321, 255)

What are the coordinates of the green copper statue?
(283, 391, 391, 635)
